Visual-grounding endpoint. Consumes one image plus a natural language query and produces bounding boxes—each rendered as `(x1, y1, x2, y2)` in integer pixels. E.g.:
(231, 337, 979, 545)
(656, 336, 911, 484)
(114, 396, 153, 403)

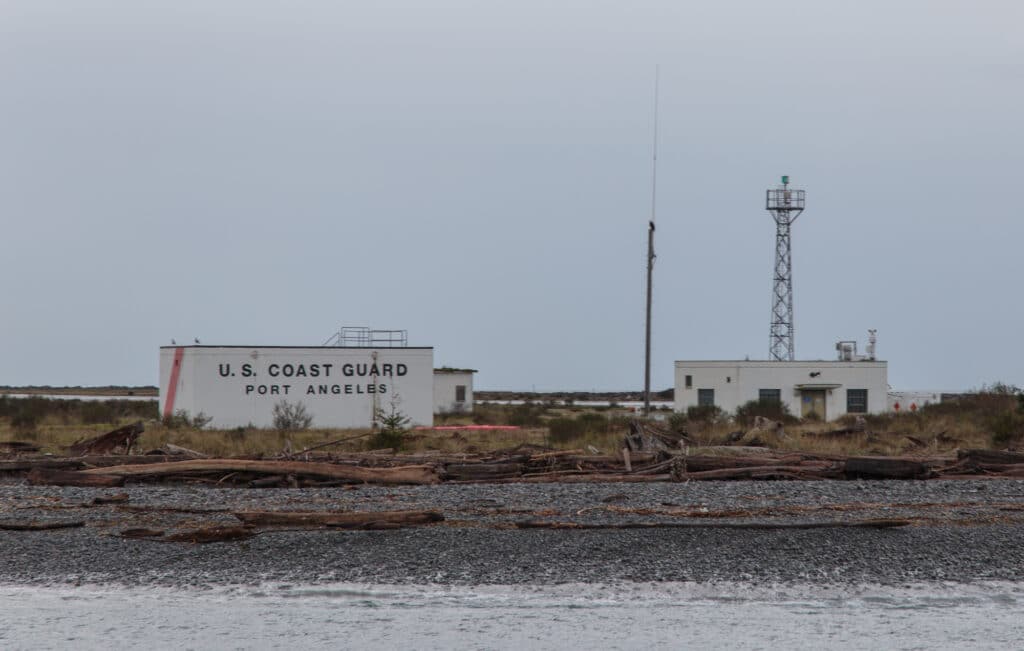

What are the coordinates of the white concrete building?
(432, 368, 476, 414)
(674, 360, 888, 421)
(160, 345, 434, 429)
(887, 390, 945, 413)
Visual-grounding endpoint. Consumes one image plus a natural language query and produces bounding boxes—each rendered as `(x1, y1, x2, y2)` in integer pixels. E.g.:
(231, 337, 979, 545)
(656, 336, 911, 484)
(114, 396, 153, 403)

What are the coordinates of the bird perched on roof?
(171, 339, 176, 345)
(194, 338, 201, 344)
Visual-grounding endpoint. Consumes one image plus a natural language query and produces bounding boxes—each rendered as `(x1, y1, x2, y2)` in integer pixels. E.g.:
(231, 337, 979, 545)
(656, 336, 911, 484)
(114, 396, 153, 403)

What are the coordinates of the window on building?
(455, 385, 466, 403)
(759, 389, 781, 403)
(847, 389, 868, 414)
(685, 375, 693, 389)
(698, 389, 715, 407)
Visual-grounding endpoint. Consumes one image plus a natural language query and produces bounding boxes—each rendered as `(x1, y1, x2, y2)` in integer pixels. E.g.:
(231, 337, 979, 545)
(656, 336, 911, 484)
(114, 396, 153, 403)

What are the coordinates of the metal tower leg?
(770, 219, 794, 361)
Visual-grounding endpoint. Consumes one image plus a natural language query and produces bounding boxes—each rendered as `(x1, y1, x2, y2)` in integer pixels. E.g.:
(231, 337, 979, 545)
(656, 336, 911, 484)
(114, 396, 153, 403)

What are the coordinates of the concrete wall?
(159, 346, 434, 429)
(674, 360, 888, 421)
(433, 370, 475, 414)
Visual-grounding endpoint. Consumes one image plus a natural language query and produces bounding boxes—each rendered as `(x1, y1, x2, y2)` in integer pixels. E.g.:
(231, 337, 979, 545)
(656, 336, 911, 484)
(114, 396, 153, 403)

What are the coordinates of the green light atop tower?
(782, 175, 790, 185)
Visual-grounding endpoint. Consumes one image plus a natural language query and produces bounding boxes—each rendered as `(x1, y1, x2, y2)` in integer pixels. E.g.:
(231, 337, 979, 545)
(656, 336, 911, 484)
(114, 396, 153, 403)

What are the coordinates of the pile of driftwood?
(4, 420, 1024, 488)
(5, 446, 1024, 488)
(115, 509, 447, 543)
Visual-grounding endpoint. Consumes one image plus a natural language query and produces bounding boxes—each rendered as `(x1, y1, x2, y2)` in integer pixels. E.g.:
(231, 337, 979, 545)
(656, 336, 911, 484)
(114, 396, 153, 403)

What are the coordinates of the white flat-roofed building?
(674, 360, 888, 421)
(433, 368, 476, 415)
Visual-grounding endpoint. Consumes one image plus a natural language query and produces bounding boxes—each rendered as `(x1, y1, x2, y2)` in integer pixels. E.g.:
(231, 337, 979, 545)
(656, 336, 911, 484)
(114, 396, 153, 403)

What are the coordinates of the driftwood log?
(515, 518, 912, 530)
(487, 473, 673, 484)
(0, 520, 85, 531)
(248, 475, 289, 488)
(79, 459, 440, 485)
(0, 441, 41, 453)
(0, 455, 186, 474)
(144, 443, 207, 459)
(88, 493, 130, 506)
(121, 528, 166, 539)
(957, 449, 1024, 466)
(678, 455, 816, 472)
(679, 465, 839, 481)
(67, 421, 144, 456)
(165, 526, 257, 543)
(234, 510, 444, 529)
(27, 467, 125, 488)
(444, 463, 524, 481)
(843, 457, 932, 480)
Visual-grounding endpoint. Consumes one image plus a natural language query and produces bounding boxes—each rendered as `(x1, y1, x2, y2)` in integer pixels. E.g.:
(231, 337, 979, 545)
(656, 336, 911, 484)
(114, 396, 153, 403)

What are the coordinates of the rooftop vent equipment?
(836, 329, 877, 362)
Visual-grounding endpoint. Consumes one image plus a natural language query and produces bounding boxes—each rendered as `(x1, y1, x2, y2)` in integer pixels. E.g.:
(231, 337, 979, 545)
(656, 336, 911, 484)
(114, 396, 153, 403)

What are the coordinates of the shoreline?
(3, 479, 1023, 588)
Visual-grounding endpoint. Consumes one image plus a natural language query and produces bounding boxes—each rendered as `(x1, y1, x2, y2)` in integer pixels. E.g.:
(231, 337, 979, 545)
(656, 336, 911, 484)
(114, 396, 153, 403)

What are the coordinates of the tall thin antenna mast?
(766, 176, 806, 361)
(643, 65, 659, 418)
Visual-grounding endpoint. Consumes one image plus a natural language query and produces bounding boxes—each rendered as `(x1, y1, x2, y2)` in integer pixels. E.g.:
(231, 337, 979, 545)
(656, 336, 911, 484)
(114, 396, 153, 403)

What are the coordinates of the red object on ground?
(414, 425, 522, 431)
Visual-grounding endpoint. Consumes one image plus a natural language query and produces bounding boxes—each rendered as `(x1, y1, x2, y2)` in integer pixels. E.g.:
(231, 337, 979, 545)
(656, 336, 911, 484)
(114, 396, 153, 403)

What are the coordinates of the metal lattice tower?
(766, 176, 806, 361)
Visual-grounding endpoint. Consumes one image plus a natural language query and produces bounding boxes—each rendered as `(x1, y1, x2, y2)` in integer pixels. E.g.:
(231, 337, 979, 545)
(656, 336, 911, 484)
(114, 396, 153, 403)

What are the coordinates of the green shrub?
(608, 414, 634, 429)
(547, 417, 584, 443)
(547, 413, 609, 444)
(369, 429, 405, 450)
(10, 409, 40, 435)
(686, 405, 725, 424)
(0, 395, 13, 419)
(0, 395, 157, 428)
(81, 401, 116, 425)
(577, 412, 609, 430)
(506, 404, 546, 428)
(920, 387, 1018, 418)
(471, 406, 498, 425)
(667, 412, 688, 435)
(990, 411, 1024, 447)
(734, 399, 796, 426)
(162, 409, 212, 430)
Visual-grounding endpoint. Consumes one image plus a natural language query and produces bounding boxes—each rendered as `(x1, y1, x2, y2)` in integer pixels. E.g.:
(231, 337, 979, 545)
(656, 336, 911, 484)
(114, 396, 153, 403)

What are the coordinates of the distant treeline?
(0, 386, 158, 397)
(0, 395, 159, 432)
(475, 389, 674, 402)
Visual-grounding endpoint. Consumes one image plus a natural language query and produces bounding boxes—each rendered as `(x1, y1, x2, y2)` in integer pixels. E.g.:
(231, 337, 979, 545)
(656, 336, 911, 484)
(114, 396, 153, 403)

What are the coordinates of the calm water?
(2, 581, 1021, 650)
(2, 393, 155, 403)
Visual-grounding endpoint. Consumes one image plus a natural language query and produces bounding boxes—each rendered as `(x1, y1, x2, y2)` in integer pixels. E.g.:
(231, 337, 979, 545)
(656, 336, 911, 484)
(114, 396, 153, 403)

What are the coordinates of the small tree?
(371, 396, 410, 450)
(272, 400, 313, 431)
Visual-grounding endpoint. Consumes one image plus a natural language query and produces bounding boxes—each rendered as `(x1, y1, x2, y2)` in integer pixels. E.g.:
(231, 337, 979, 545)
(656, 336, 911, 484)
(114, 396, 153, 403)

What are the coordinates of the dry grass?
(1, 415, 555, 458)
(671, 414, 993, 457)
(0, 398, 1012, 459)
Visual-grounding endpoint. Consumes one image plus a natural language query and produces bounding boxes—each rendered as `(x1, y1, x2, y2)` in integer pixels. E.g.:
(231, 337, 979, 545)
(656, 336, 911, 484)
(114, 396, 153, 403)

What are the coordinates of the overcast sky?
(2, 1, 1022, 392)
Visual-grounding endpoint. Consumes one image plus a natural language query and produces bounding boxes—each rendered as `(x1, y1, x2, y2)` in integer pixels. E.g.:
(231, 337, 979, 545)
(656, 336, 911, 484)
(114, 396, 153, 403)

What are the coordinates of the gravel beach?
(2, 479, 1023, 587)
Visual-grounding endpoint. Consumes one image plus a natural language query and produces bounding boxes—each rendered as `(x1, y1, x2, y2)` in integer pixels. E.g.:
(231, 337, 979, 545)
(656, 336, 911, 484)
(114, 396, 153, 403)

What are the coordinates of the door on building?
(801, 390, 826, 420)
